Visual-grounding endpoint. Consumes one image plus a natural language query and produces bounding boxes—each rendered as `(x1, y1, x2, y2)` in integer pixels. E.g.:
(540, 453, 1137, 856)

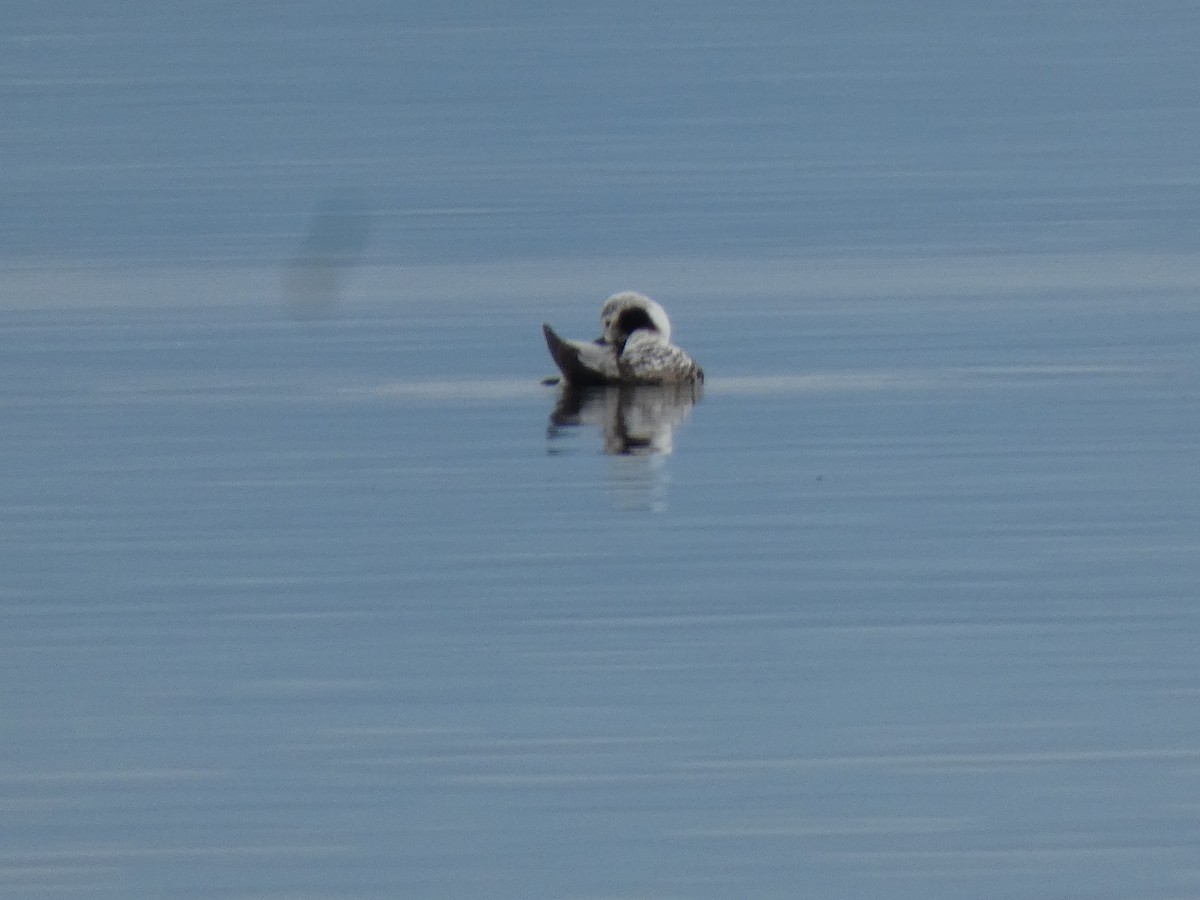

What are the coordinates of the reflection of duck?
(543, 292, 703, 386)
(548, 381, 702, 456)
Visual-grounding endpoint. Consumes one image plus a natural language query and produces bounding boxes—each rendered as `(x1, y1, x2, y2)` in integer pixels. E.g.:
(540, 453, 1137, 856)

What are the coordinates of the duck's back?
(618, 331, 703, 385)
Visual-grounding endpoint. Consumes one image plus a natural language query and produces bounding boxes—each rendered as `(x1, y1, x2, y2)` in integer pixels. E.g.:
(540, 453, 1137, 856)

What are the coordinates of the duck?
(542, 292, 703, 386)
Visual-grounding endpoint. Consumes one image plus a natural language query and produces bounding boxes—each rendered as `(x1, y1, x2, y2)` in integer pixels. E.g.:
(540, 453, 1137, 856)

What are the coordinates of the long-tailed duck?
(542, 292, 703, 386)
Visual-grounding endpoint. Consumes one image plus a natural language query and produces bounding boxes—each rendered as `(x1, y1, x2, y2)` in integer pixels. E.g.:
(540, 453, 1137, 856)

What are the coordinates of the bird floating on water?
(542, 292, 703, 386)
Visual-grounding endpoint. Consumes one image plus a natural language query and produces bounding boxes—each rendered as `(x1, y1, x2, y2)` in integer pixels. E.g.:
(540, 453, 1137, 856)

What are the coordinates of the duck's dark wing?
(542, 323, 620, 386)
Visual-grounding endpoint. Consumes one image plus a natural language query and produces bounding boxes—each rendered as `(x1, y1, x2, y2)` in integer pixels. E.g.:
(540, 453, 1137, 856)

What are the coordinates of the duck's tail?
(542, 323, 620, 386)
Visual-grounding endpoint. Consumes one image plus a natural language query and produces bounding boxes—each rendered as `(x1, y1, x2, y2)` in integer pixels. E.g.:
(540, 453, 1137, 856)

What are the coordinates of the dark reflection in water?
(548, 381, 702, 456)
(547, 382, 703, 510)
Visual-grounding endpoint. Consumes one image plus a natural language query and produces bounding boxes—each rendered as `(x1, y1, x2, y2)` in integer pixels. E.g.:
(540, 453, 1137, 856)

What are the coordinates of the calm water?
(3, 3, 1200, 899)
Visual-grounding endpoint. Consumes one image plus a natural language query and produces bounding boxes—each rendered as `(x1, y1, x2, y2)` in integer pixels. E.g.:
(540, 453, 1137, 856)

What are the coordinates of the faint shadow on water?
(283, 189, 373, 319)
(546, 382, 703, 511)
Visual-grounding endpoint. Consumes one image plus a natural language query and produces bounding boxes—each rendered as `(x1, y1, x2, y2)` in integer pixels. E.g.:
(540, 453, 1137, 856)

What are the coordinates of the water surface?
(3, 2, 1200, 898)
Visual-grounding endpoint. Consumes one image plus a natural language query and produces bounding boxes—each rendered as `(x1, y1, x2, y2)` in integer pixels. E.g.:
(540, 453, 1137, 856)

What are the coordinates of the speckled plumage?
(543, 292, 703, 386)
(616, 328, 704, 384)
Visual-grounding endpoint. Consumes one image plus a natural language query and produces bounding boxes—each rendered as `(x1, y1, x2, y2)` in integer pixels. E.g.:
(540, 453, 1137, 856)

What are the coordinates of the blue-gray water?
(3, 4, 1200, 898)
